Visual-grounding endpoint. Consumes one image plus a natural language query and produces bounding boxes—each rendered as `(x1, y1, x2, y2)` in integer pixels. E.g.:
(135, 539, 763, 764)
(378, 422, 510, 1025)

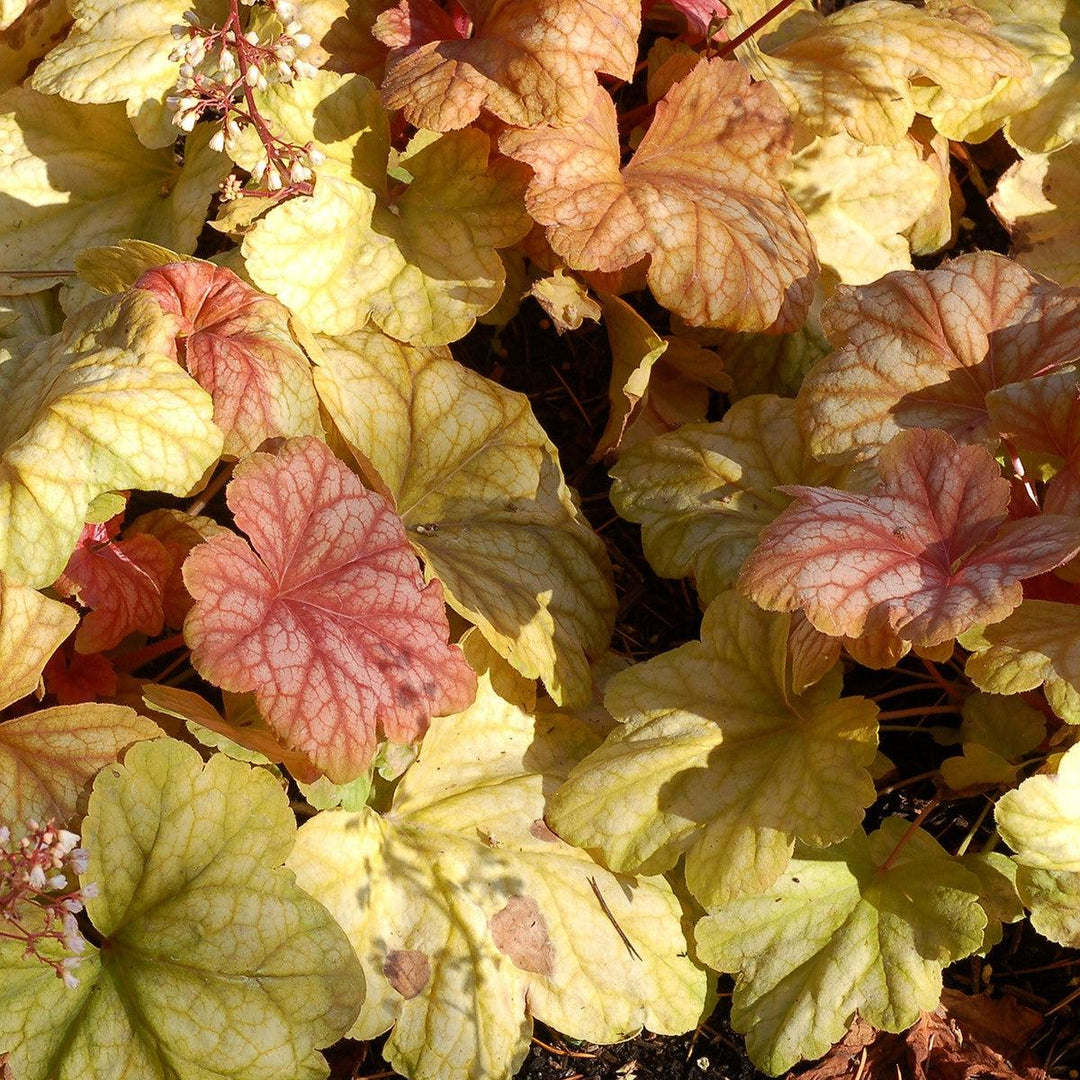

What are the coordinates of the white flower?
(28, 864, 46, 889)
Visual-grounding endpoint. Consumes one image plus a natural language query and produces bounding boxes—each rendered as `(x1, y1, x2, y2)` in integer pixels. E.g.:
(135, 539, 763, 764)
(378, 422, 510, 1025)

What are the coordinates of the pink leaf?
(135, 262, 319, 457)
(739, 429, 1080, 647)
(182, 436, 477, 782)
(644, 0, 727, 37)
(55, 519, 173, 654)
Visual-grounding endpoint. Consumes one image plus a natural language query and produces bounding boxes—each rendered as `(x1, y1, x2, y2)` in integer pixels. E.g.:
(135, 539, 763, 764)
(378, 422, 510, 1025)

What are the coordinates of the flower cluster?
(166, 0, 324, 198)
(0, 820, 98, 988)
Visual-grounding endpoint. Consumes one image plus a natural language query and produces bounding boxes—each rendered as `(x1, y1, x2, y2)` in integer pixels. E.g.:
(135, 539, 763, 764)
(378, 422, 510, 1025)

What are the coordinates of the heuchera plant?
(0, 0, 1079, 1077)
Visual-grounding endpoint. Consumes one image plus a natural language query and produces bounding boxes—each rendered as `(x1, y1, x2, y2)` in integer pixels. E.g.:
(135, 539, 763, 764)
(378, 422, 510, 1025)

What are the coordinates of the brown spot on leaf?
(529, 818, 560, 843)
(490, 895, 555, 977)
(383, 949, 430, 999)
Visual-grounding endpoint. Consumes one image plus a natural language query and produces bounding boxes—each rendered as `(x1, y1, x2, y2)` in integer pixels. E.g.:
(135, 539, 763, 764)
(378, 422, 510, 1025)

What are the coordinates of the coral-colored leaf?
(374, 0, 640, 130)
(799, 252, 1080, 459)
(42, 647, 117, 706)
(55, 519, 172, 654)
(740, 429, 1080, 647)
(501, 58, 817, 333)
(134, 262, 321, 458)
(183, 436, 476, 783)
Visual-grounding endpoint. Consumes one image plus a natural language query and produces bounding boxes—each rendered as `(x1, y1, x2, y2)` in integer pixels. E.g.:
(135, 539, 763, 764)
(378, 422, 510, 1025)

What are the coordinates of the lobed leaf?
(312, 329, 616, 707)
(0, 737, 365, 1080)
(0, 92, 228, 289)
(548, 592, 879, 907)
(728, 0, 1028, 145)
(373, 0, 640, 131)
(134, 262, 322, 458)
(696, 819, 987, 1074)
(0, 572, 77, 710)
(798, 251, 1080, 460)
(183, 435, 477, 783)
(288, 675, 708, 1080)
(501, 58, 818, 333)
(610, 395, 865, 605)
(0, 290, 223, 588)
(740, 428, 1080, 647)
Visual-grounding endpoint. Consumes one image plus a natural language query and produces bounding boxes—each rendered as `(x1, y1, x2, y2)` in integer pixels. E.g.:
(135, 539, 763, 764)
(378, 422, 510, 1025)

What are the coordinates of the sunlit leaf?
(528, 269, 601, 334)
(184, 435, 476, 782)
(288, 676, 708, 1080)
(610, 396, 865, 605)
(501, 59, 818, 333)
(0, 704, 160, 826)
(728, 0, 1028, 145)
(798, 252, 1080, 460)
(740, 428, 1080, 647)
(0, 0, 69, 93)
(311, 330, 615, 707)
(548, 592, 879, 907)
(696, 819, 986, 1074)
(131, 262, 322, 457)
(992, 146, 1080, 289)
(0, 738, 365, 1080)
(0, 572, 77, 710)
(238, 72, 530, 344)
(373, 0, 639, 130)
(997, 743, 1080, 945)
(297, 0, 395, 78)
(0, 93, 228, 290)
(0, 290, 223, 588)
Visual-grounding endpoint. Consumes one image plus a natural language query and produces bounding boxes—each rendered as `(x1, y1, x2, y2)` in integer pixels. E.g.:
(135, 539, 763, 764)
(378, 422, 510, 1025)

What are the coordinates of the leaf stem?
(954, 798, 994, 857)
(877, 705, 961, 720)
(187, 462, 234, 516)
(713, 0, 801, 59)
(113, 634, 187, 673)
(879, 796, 940, 873)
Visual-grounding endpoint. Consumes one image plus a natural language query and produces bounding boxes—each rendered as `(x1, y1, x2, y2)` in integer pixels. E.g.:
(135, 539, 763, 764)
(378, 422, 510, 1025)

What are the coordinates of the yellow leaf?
(0, 703, 161, 825)
(0, 92, 228, 292)
(0, 573, 77, 710)
(312, 328, 616, 707)
(0, 0, 69, 93)
(528, 268, 601, 334)
(288, 677, 708, 1080)
(0, 290, 223, 587)
(729, 0, 1028, 144)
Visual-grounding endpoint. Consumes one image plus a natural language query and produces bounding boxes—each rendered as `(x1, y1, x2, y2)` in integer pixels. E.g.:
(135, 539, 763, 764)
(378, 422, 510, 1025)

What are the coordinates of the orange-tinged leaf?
(42, 646, 117, 706)
(0, 703, 160, 825)
(501, 58, 818, 333)
(55, 519, 172, 654)
(0, 573, 77, 710)
(374, 0, 639, 131)
(126, 508, 230, 629)
(799, 252, 1080, 460)
(740, 429, 1080, 647)
(134, 262, 321, 458)
(183, 436, 477, 783)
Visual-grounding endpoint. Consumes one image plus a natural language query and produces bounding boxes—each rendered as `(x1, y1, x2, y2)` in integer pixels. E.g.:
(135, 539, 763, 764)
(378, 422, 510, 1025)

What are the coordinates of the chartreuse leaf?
(287, 676, 708, 1080)
(0, 705, 161, 825)
(940, 692, 1046, 790)
(0, 572, 77, 709)
(184, 436, 476, 783)
(29, 0, 217, 147)
(741, 429, 1080, 648)
(727, 0, 1027, 145)
(0, 290, 223, 588)
(501, 59, 817, 333)
(992, 147, 1080, 290)
(0, 738, 365, 1080)
(964, 600, 1080, 722)
(0, 0, 69, 93)
(997, 744, 1080, 945)
(696, 819, 987, 1075)
(237, 71, 530, 345)
(548, 592, 879, 907)
(610, 396, 863, 606)
(798, 252, 1080, 460)
(373, 0, 639, 131)
(295, 0, 393, 78)
(311, 329, 616, 708)
(0, 91, 228, 290)
(918, 0, 1079, 154)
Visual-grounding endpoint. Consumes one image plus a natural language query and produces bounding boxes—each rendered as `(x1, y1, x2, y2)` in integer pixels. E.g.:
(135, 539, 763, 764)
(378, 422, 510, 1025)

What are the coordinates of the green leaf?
(0, 290, 223, 587)
(288, 676, 708, 1080)
(696, 818, 986, 1075)
(548, 592, 879, 906)
(0, 738, 365, 1080)
(940, 692, 1045, 790)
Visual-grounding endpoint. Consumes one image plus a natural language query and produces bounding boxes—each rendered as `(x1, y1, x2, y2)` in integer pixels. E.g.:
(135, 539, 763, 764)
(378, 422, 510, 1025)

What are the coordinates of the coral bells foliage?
(3, 0, 1080, 1078)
